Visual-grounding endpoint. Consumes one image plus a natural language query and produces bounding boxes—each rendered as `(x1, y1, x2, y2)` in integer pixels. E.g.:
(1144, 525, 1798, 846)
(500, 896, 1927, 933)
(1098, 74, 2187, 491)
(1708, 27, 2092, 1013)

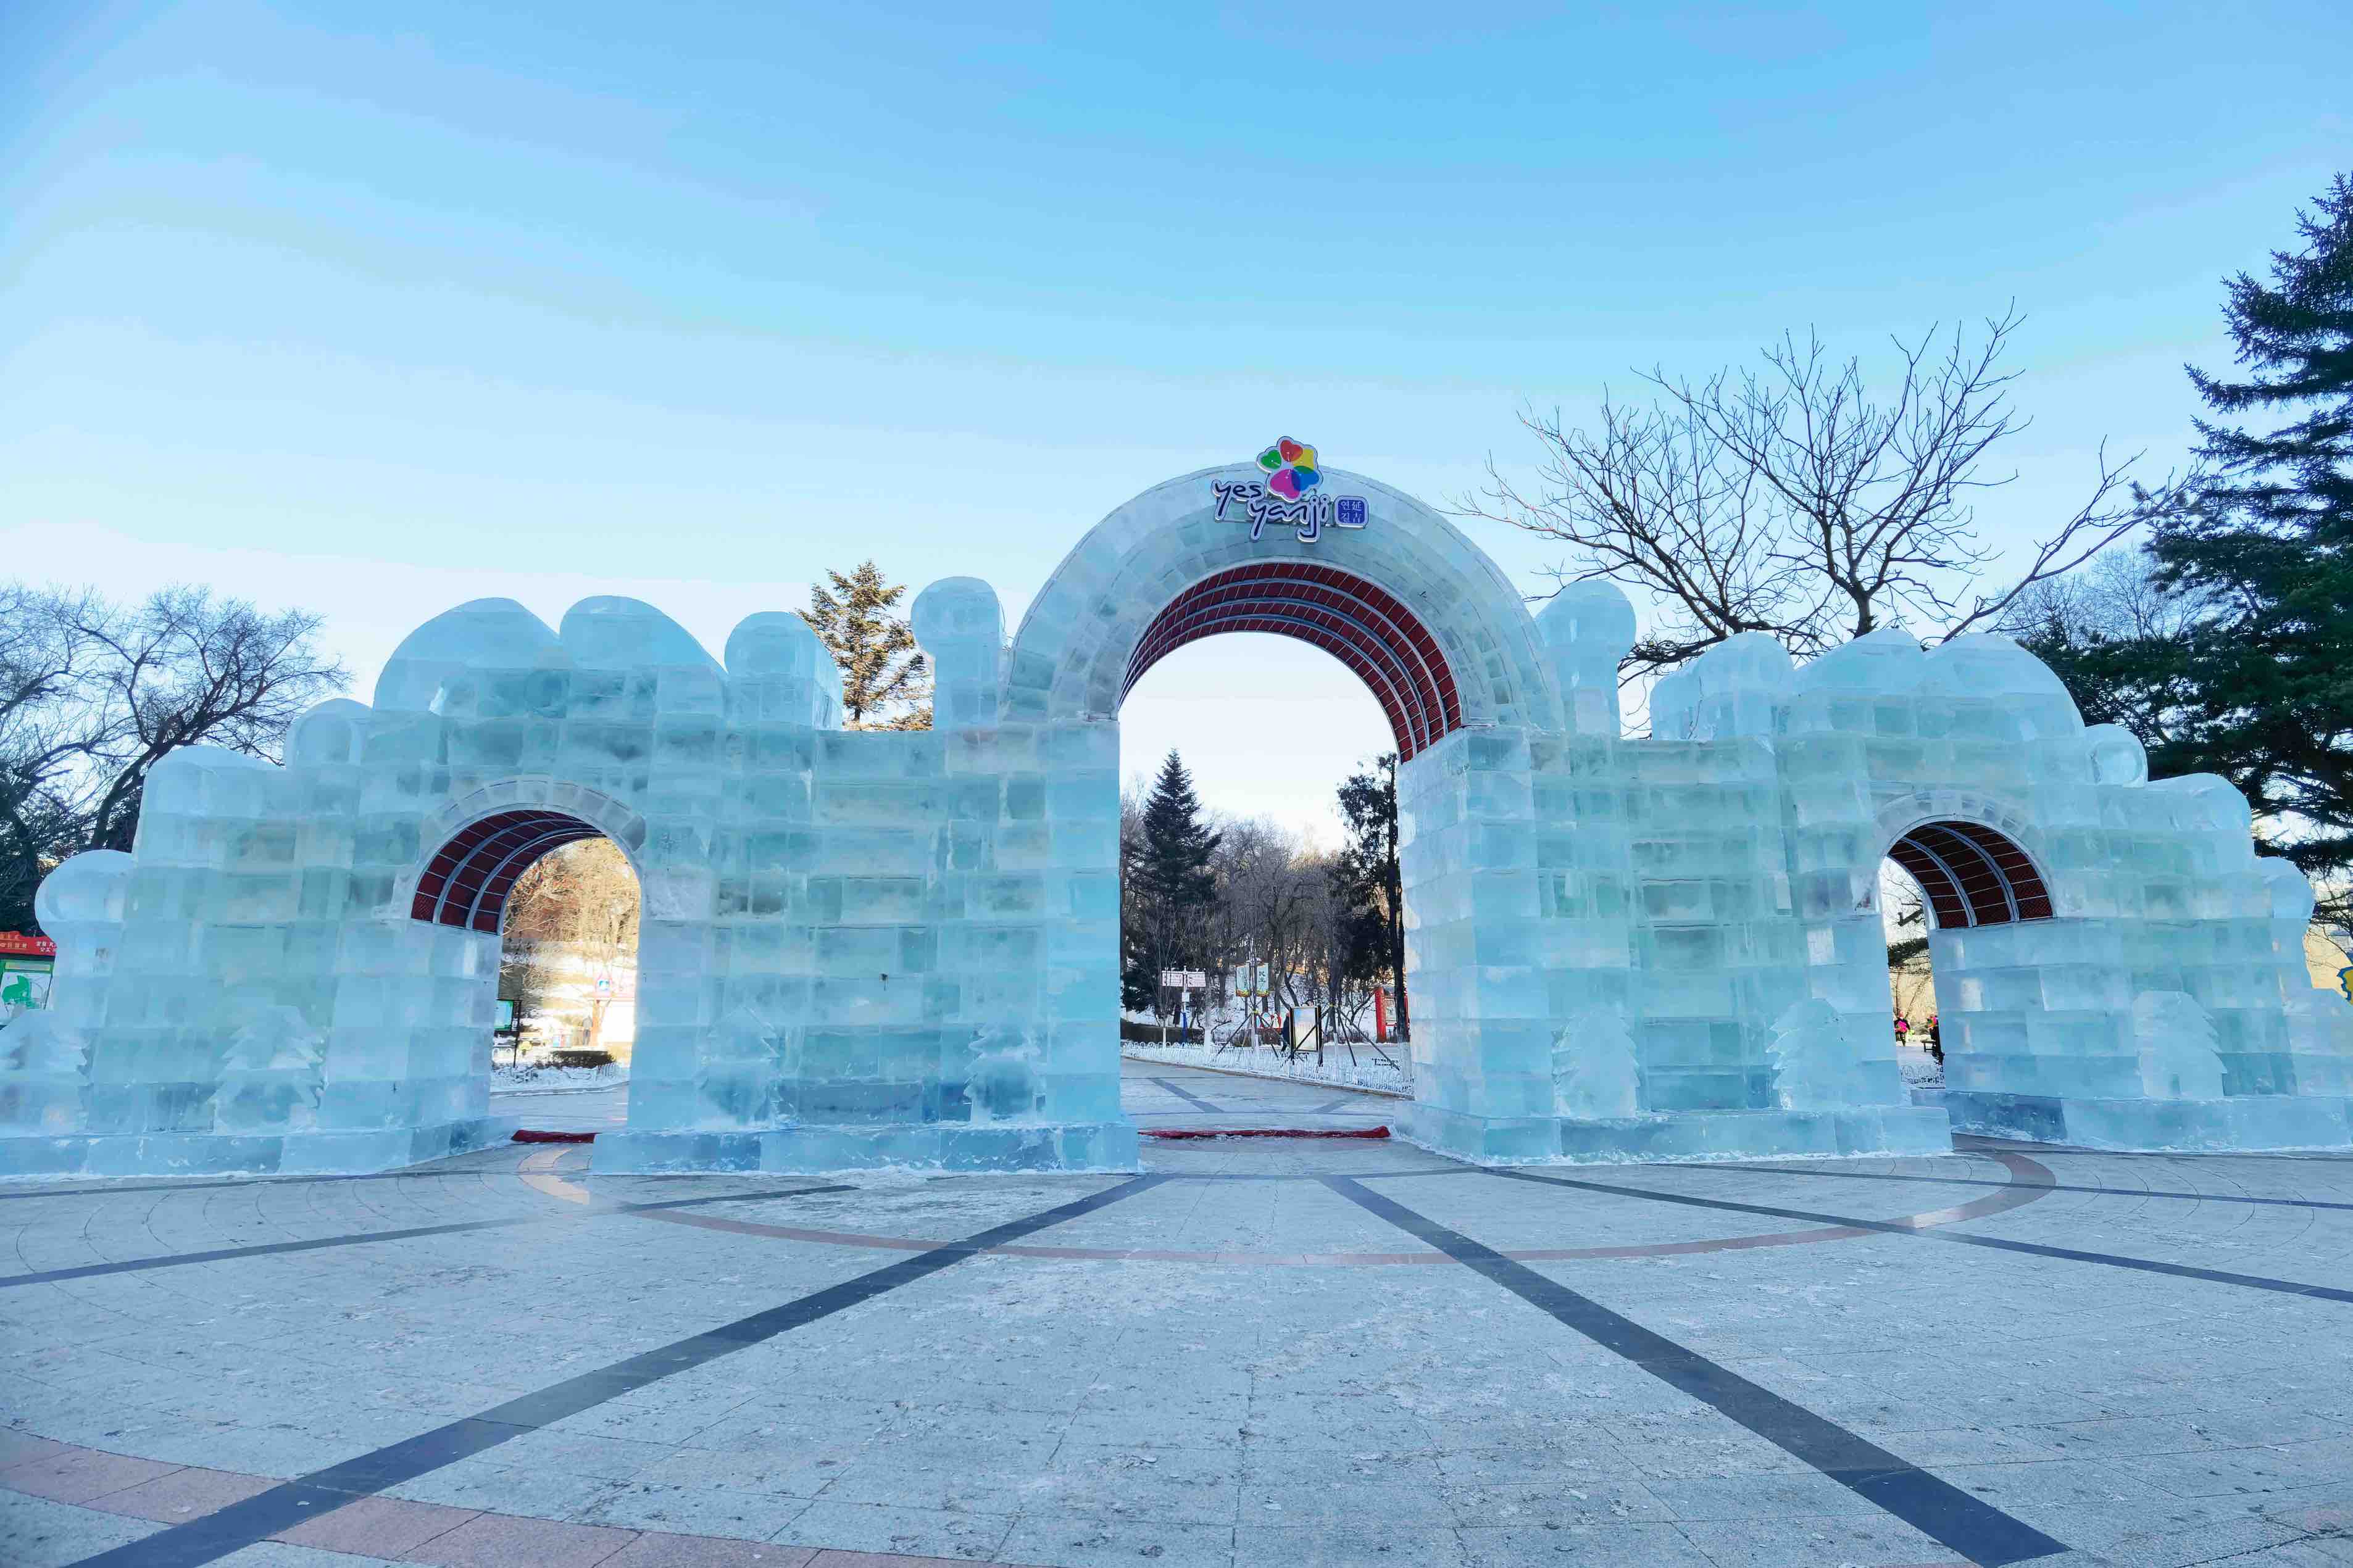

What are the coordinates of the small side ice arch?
(410, 811, 607, 931)
(1885, 819, 2055, 929)
(401, 784, 650, 932)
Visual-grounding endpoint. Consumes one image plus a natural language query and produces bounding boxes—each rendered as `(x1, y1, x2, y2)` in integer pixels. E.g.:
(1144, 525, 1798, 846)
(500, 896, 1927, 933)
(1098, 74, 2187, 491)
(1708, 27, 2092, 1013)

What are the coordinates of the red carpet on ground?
(512, 1129, 598, 1143)
(1141, 1126, 1390, 1140)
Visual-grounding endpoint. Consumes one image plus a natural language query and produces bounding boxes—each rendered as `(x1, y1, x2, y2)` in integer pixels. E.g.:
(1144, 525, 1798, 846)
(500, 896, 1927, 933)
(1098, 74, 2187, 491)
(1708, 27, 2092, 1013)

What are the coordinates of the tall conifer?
(1131, 750, 1220, 1001)
(800, 562, 933, 729)
(2148, 174, 2353, 908)
(1333, 753, 1408, 1039)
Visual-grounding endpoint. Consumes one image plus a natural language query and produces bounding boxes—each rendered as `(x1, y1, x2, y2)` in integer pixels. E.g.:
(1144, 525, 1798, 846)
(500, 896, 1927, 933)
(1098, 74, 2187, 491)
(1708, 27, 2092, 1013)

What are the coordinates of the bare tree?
(1468, 309, 2188, 678)
(502, 839, 641, 1053)
(0, 587, 111, 928)
(2, 584, 346, 926)
(1212, 817, 1332, 1011)
(77, 588, 349, 852)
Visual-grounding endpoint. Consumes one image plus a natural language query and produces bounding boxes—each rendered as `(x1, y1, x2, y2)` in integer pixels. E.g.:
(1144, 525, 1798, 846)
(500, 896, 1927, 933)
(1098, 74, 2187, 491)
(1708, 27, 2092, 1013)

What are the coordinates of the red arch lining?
(1888, 819, 2055, 929)
(1133, 608, 1434, 755)
(409, 809, 604, 932)
(1120, 564, 1462, 760)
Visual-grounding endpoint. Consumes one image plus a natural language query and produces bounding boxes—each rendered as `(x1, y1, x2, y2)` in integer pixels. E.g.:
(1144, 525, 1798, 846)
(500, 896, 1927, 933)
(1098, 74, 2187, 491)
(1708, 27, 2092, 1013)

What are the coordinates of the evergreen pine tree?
(2145, 174, 2353, 911)
(1131, 750, 1220, 1004)
(1332, 753, 1408, 1039)
(1118, 815, 1157, 1016)
(799, 562, 933, 729)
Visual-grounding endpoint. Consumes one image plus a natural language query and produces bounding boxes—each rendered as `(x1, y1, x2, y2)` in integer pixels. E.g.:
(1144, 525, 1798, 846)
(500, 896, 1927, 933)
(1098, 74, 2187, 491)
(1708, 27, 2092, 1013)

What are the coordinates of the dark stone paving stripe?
(1325, 1175, 2069, 1568)
(62, 1173, 1169, 1568)
(0, 1166, 517, 1201)
(0, 1185, 857, 1288)
(1486, 1166, 2353, 1305)
(1696, 1160, 2353, 1213)
(1146, 1076, 1223, 1113)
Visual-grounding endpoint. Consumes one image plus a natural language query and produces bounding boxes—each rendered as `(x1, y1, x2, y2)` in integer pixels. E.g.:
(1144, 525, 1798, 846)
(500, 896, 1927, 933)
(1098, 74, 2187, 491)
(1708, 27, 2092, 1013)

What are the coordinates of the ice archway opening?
(1119, 562, 1463, 761)
(1876, 817, 2058, 1092)
(1886, 819, 2056, 930)
(406, 790, 649, 1087)
(411, 810, 609, 932)
(1002, 464, 1568, 1068)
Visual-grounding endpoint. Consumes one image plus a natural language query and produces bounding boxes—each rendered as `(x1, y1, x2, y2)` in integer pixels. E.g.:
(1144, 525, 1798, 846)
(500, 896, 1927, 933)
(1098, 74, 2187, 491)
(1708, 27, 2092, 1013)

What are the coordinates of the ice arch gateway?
(10, 457, 2353, 1179)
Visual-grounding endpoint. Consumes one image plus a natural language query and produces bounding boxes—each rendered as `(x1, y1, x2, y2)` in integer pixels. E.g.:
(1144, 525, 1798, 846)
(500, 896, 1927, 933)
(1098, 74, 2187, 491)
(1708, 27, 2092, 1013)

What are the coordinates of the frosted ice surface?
(215, 1005, 327, 1134)
(1767, 999, 1878, 1111)
(1551, 1006, 1641, 1120)
(10, 462, 2349, 1174)
(0, 1014, 90, 1135)
(964, 1029, 1046, 1124)
(2131, 992, 2227, 1101)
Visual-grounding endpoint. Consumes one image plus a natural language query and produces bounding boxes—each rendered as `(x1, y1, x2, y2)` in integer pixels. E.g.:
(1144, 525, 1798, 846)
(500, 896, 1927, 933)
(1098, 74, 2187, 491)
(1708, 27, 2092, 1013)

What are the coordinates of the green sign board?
(1, 958, 52, 1012)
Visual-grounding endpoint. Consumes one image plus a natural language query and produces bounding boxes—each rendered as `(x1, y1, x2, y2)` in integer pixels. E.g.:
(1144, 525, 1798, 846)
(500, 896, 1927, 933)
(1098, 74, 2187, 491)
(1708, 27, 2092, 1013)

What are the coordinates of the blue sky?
(2, 1, 2345, 839)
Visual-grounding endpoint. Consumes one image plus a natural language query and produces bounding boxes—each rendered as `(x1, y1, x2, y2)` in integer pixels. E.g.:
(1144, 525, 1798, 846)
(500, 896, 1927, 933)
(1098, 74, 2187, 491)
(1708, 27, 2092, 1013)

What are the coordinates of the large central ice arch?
(1005, 464, 1565, 751)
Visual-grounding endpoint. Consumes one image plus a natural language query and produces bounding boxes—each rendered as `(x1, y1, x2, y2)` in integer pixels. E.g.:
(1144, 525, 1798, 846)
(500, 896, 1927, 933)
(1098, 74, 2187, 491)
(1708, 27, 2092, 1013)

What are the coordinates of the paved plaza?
(5, 1061, 2352, 1568)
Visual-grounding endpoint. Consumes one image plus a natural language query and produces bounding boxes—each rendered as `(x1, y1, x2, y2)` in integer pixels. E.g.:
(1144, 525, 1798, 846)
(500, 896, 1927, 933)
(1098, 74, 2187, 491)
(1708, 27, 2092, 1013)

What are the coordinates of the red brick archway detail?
(1120, 563, 1462, 760)
(409, 810, 604, 932)
(1888, 819, 2055, 929)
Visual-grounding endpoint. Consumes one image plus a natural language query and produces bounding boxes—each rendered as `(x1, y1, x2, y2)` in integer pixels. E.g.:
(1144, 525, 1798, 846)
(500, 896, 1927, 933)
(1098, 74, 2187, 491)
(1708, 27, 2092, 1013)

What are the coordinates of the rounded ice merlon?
(562, 597, 724, 716)
(2146, 774, 2257, 837)
(1536, 579, 1638, 654)
(725, 611, 845, 726)
(911, 578, 1004, 648)
(560, 597, 722, 672)
(1793, 624, 1928, 695)
(289, 697, 373, 766)
(725, 611, 832, 681)
(1537, 580, 1636, 734)
(2254, 856, 2316, 922)
(2083, 724, 2147, 786)
(1658, 631, 1793, 740)
(32, 849, 133, 1005)
(374, 599, 563, 713)
(33, 849, 135, 932)
(1923, 632, 2074, 697)
(912, 578, 1004, 731)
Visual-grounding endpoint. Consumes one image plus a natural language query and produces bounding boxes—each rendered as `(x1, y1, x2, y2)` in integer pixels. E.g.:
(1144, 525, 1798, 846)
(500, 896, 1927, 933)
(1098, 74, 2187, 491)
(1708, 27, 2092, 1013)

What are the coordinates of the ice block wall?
(2, 588, 1135, 1177)
(10, 456, 2349, 1177)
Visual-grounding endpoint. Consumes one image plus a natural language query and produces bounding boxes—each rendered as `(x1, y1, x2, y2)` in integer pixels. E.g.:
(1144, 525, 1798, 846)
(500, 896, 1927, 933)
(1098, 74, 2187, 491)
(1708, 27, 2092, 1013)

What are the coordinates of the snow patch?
(1121, 1040, 1409, 1095)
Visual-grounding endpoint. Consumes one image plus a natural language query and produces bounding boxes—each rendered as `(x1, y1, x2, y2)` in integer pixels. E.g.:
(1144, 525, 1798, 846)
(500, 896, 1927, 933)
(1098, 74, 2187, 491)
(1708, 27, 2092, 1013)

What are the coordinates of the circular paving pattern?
(520, 1145, 2062, 1267)
(6, 1064, 2352, 1568)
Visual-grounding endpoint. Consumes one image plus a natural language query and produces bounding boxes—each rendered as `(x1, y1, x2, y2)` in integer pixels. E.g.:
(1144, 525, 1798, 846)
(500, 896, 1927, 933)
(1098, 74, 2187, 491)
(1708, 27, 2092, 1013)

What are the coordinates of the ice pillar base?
(591, 1119, 1141, 1175)
(0, 1114, 520, 1180)
(1934, 1089, 2353, 1152)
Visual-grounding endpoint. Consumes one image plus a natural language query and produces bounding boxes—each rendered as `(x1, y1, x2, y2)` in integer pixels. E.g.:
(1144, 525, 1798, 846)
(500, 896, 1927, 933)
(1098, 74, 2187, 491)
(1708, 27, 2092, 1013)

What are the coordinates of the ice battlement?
(7, 460, 2348, 1177)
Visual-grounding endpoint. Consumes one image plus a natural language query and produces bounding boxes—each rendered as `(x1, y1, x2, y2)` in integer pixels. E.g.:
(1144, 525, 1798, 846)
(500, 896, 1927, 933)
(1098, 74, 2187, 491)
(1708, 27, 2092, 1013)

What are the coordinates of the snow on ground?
(1896, 1043, 1944, 1088)
(491, 1061, 630, 1093)
(1121, 1039, 1410, 1095)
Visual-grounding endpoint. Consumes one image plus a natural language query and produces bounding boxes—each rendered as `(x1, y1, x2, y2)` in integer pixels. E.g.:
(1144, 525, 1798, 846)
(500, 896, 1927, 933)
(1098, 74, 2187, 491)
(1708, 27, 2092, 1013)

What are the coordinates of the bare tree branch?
(1465, 308, 2192, 682)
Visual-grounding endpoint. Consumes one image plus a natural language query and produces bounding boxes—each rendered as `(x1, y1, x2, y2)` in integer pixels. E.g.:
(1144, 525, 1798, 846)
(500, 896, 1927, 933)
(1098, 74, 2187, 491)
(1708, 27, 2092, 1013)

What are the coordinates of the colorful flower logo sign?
(1212, 438, 1369, 543)
(1260, 437, 1320, 499)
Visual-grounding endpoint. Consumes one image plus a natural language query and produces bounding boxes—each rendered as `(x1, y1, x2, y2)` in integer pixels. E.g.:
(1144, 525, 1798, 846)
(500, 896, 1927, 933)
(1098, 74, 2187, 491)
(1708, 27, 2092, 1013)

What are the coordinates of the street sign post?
(1157, 971, 1206, 1045)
